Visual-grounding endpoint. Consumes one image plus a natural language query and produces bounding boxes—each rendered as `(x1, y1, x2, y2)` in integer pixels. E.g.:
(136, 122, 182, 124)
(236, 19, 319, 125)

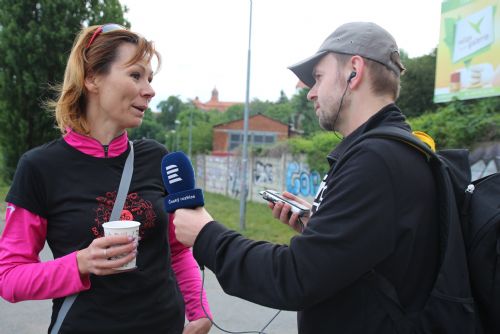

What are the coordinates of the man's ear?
(84, 74, 99, 94)
(348, 55, 365, 88)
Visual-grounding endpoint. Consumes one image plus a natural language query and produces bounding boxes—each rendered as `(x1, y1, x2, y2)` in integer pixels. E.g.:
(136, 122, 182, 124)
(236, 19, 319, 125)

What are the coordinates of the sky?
(120, 0, 443, 111)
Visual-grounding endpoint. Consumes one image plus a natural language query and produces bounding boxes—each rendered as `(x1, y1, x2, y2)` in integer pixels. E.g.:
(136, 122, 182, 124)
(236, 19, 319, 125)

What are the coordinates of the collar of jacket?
(326, 103, 409, 166)
(63, 128, 129, 158)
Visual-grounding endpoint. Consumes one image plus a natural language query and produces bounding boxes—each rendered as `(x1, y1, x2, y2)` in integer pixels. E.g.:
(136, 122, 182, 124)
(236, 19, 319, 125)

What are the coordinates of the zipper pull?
(103, 145, 109, 158)
(461, 183, 475, 223)
(465, 184, 475, 194)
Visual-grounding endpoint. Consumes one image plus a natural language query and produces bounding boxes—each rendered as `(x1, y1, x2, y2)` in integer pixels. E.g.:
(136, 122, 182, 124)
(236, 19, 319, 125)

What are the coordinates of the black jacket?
(194, 104, 439, 333)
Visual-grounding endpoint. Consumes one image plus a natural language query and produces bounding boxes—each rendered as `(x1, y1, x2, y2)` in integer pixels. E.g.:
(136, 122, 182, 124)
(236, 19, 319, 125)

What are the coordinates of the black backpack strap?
(331, 126, 436, 177)
(355, 126, 436, 158)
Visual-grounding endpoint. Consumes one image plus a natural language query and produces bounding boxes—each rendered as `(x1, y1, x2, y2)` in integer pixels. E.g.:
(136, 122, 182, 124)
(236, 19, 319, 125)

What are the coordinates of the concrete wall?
(195, 153, 323, 203)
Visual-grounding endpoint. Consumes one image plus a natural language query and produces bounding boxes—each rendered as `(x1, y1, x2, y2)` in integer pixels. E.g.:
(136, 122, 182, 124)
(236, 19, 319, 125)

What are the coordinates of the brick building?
(212, 114, 294, 155)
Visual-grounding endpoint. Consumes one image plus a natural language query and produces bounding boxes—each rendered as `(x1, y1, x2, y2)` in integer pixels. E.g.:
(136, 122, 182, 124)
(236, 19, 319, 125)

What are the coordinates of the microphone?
(161, 151, 204, 213)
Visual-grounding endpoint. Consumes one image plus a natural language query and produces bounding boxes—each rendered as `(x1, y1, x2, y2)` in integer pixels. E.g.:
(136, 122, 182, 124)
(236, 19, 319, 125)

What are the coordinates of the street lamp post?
(188, 109, 193, 159)
(239, 0, 253, 231)
(169, 130, 176, 152)
(174, 119, 181, 151)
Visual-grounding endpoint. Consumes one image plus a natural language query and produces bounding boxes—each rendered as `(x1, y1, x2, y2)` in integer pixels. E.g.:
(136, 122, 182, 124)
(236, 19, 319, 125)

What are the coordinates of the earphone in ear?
(347, 71, 357, 82)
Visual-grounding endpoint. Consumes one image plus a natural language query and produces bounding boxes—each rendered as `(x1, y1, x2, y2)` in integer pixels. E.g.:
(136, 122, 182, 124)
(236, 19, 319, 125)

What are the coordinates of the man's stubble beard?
(318, 92, 350, 132)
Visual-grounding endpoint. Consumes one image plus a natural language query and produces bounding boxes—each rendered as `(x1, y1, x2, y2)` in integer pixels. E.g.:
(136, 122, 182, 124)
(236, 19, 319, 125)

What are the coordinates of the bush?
(288, 132, 342, 174)
(409, 98, 500, 149)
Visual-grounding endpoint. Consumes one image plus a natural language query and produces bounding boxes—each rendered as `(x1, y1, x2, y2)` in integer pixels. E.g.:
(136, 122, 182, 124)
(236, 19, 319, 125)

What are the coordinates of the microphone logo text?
(168, 194, 196, 205)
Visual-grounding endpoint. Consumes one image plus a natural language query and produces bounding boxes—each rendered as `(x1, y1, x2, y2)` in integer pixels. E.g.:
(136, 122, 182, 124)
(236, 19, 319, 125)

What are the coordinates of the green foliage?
(265, 103, 294, 124)
(0, 0, 128, 181)
(0, 183, 8, 214)
(128, 109, 165, 142)
(85, 0, 129, 27)
(290, 88, 319, 136)
(277, 90, 289, 104)
(174, 107, 214, 154)
(205, 192, 296, 244)
(213, 104, 244, 124)
(398, 49, 438, 118)
(409, 97, 500, 149)
(156, 96, 186, 131)
(249, 99, 270, 115)
(144, 89, 318, 154)
(289, 132, 341, 174)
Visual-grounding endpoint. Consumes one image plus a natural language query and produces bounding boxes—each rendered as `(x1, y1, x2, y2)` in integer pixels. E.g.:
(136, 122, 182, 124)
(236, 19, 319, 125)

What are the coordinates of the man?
(173, 22, 439, 333)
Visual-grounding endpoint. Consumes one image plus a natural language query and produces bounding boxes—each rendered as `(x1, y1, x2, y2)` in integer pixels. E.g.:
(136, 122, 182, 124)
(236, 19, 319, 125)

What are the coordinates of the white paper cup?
(102, 220, 140, 271)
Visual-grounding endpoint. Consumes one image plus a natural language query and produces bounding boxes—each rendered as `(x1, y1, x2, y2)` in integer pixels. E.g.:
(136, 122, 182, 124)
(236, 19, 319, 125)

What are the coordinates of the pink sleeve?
(169, 214, 212, 321)
(0, 204, 90, 303)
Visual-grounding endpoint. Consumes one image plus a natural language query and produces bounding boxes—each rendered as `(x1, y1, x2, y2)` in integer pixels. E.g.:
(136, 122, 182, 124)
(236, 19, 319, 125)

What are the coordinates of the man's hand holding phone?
(259, 190, 312, 233)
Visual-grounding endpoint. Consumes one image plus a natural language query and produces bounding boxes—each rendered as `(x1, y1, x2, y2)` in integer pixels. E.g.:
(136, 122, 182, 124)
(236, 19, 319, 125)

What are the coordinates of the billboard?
(434, 0, 500, 103)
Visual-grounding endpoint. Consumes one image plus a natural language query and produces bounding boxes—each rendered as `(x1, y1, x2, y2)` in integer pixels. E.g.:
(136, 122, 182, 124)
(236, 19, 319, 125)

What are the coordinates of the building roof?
(213, 113, 288, 129)
(193, 87, 241, 112)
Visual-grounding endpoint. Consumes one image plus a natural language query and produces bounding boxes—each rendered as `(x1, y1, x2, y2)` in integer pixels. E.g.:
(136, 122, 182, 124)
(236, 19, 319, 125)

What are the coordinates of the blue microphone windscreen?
(161, 151, 195, 194)
(161, 151, 204, 213)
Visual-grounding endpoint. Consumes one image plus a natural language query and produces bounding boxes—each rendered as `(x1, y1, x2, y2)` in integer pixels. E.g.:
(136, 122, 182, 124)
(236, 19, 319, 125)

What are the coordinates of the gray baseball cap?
(288, 22, 405, 87)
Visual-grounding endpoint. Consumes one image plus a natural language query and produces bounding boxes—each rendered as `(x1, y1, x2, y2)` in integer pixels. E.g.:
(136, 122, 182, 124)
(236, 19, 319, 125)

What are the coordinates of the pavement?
(0, 217, 298, 334)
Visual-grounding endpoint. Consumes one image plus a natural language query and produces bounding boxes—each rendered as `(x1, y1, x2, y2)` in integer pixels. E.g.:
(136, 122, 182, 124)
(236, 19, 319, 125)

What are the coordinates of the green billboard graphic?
(434, 0, 500, 103)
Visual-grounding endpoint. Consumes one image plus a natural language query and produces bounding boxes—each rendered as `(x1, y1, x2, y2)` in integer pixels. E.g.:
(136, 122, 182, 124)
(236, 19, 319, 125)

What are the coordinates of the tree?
(128, 108, 165, 143)
(398, 48, 438, 117)
(249, 99, 270, 116)
(288, 131, 341, 175)
(277, 90, 289, 104)
(217, 104, 244, 123)
(0, 0, 128, 181)
(175, 108, 213, 154)
(156, 95, 186, 131)
(290, 88, 319, 136)
(265, 103, 294, 125)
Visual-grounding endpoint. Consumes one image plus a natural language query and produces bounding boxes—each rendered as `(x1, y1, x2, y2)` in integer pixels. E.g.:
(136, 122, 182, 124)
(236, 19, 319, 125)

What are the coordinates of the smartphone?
(259, 190, 310, 217)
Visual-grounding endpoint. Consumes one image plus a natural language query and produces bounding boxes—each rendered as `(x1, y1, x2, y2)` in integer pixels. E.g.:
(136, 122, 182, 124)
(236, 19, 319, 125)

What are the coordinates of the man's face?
(307, 53, 350, 132)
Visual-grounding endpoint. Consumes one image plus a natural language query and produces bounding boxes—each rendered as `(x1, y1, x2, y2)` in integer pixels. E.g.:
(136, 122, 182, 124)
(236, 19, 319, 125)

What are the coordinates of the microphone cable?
(199, 268, 282, 334)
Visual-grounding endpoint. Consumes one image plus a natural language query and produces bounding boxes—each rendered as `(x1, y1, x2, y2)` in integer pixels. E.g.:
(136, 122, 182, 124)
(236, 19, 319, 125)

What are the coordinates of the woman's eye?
(131, 73, 140, 80)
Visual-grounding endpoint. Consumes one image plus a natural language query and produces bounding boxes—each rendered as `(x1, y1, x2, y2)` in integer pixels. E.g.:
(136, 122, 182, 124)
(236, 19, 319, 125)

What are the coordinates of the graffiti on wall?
(254, 160, 274, 184)
(470, 143, 499, 181)
(286, 162, 321, 197)
(228, 157, 241, 197)
(196, 154, 322, 201)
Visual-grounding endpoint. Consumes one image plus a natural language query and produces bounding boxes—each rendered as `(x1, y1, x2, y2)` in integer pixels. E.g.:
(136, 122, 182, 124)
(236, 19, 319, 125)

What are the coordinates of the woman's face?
(88, 43, 155, 131)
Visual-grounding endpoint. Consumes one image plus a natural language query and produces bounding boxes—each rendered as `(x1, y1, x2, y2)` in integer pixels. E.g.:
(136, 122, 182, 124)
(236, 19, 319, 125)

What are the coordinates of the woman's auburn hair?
(49, 25, 161, 135)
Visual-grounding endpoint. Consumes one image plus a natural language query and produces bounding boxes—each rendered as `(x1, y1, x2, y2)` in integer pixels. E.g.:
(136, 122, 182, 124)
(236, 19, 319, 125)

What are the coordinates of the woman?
(0, 24, 212, 333)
